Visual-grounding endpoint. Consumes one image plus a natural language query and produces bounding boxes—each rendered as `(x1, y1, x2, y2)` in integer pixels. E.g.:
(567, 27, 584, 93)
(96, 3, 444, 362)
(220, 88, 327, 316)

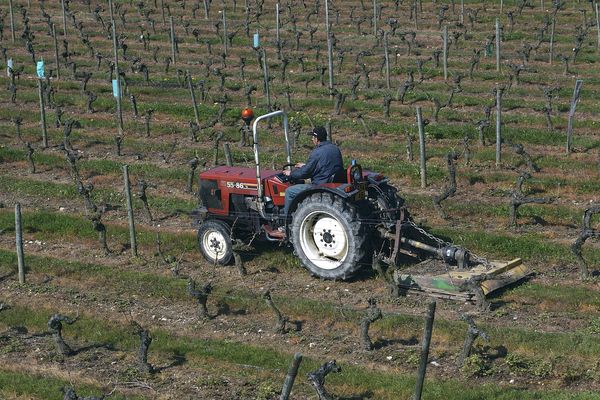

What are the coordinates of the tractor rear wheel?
(197, 219, 233, 265)
(291, 193, 367, 280)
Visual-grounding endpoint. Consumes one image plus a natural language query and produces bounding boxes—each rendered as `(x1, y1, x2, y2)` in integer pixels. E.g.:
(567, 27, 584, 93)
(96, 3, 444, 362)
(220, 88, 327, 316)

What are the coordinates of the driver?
(281, 126, 343, 217)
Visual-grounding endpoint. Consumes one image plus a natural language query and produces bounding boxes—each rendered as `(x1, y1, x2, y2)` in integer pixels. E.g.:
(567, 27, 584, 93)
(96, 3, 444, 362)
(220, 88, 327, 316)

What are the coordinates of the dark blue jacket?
(290, 141, 344, 184)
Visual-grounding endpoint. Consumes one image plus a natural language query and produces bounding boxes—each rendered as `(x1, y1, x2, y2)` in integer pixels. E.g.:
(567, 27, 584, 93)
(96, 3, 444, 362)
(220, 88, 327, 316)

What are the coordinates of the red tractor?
(196, 110, 528, 299)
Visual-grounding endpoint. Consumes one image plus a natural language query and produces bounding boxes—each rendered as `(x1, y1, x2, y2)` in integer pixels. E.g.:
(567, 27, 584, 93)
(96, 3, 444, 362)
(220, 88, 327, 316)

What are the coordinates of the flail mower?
(194, 110, 529, 301)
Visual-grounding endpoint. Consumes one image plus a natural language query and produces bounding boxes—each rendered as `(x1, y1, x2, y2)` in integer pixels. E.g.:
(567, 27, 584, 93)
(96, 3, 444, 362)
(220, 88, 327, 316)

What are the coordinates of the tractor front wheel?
(291, 193, 366, 280)
(197, 219, 233, 265)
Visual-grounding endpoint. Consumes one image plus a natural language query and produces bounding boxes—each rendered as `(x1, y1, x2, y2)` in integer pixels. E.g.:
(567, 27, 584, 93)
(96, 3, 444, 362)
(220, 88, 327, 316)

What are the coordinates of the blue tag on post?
(253, 32, 260, 48)
(36, 60, 45, 78)
(112, 79, 120, 97)
(7, 58, 13, 76)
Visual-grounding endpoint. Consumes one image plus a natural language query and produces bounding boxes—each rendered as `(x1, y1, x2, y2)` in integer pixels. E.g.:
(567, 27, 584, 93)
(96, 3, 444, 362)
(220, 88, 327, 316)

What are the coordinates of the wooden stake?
(15, 203, 25, 284)
(496, 86, 502, 168)
(384, 31, 391, 89)
(123, 165, 138, 257)
(280, 353, 303, 400)
(262, 49, 271, 110)
(325, 0, 335, 97)
(38, 79, 48, 148)
(161, 0, 166, 24)
(460, 0, 464, 24)
(549, 15, 556, 64)
(413, 301, 436, 400)
(495, 18, 501, 72)
(224, 143, 233, 166)
(52, 24, 60, 80)
(8, 0, 15, 42)
(443, 25, 448, 80)
(187, 71, 201, 126)
(416, 107, 427, 189)
(566, 79, 584, 155)
(170, 16, 177, 65)
(61, 0, 68, 38)
(222, 9, 228, 56)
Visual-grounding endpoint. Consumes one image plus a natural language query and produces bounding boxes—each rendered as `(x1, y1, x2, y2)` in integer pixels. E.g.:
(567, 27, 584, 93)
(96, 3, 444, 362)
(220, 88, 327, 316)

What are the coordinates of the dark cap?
(310, 126, 328, 141)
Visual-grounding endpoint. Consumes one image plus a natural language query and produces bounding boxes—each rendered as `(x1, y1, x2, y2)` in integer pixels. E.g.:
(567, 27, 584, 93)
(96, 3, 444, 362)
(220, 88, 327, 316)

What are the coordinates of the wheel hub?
(204, 231, 226, 260)
(311, 217, 346, 259)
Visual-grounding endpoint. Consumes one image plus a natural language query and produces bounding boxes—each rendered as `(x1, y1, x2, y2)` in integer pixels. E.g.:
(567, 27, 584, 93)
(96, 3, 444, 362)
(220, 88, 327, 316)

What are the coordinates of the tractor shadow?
(153, 353, 187, 373)
(372, 336, 418, 350)
(338, 391, 374, 399)
(216, 301, 248, 316)
(0, 270, 16, 283)
(71, 343, 115, 356)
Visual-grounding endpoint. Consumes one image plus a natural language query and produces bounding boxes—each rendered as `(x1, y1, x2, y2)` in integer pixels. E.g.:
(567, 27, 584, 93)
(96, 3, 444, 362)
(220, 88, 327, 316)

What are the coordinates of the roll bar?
(252, 110, 291, 203)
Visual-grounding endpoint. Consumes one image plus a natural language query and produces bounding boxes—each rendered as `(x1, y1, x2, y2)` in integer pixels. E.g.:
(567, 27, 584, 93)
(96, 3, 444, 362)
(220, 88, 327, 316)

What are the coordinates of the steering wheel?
(276, 163, 296, 183)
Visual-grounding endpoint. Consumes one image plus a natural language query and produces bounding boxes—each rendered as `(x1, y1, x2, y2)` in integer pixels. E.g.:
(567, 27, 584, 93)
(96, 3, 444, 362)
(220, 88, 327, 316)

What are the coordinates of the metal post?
(460, 0, 464, 24)
(170, 16, 177, 64)
(262, 49, 271, 110)
(38, 79, 48, 148)
(61, 0, 68, 38)
(566, 79, 584, 155)
(204, 0, 209, 19)
(187, 71, 201, 126)
(596, 2, 600, 49)
(15, 203, 25, 284)
(222, 9, 228, 56)
(416, 107, 427, 189)
(384, 31, 391, 89)
(109, 0, 123, 136)
(414, 0, 419, 30)
(8, 0, 15, 42)
(275, 3, 280, 46)
(549, 16, 556, 64)
(495, 18, 501, 72)
(325, 0, 335, 98)
(496, 87, 502, 168)
(123, 165, 138, 257)
(52, 24, 60, 80)
(280, 353, 303, 400)
(223, 143, 233, 166)
(443, 25, 448, 80)
(500, 0, 504, 13)
(413, 301, 436, 400)
(373, 0, 378, 36)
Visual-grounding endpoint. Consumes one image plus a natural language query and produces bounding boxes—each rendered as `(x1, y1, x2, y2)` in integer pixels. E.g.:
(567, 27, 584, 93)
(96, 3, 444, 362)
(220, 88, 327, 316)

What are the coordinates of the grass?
(0, 370, 144, 400)
(1, 304, 600, 400)
(3, 0, 600, 396)
(0, 209, 198, 252)
(1, 247, 599, 364)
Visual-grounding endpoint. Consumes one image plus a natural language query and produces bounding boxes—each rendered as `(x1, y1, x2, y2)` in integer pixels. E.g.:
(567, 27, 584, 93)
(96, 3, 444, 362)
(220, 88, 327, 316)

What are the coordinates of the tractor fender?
(287, 185, 356, 216)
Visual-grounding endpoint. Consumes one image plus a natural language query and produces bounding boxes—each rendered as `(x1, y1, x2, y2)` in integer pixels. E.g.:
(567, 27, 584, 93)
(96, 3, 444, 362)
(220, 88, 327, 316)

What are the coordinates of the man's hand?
(295, 162, 305, 168)
(282, 169, 291, 176)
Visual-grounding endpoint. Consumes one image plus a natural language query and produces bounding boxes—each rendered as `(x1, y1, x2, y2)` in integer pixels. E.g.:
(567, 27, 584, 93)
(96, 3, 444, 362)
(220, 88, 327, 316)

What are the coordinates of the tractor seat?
(328, 169, 347, 184)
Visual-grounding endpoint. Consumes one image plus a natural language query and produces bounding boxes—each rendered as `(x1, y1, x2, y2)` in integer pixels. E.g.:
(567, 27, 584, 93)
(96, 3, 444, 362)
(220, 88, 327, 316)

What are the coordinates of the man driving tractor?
(267, 126, 343, 238)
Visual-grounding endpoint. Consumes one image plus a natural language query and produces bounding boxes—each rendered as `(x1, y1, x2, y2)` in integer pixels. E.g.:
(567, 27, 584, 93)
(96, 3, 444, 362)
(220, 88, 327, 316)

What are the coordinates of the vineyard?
(0, 0, 600, 398)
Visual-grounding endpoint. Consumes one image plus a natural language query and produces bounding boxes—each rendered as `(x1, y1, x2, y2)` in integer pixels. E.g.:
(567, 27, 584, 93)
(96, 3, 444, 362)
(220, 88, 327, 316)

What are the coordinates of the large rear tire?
(198, 219, 233, 265)
(291, 193, 366, 280)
